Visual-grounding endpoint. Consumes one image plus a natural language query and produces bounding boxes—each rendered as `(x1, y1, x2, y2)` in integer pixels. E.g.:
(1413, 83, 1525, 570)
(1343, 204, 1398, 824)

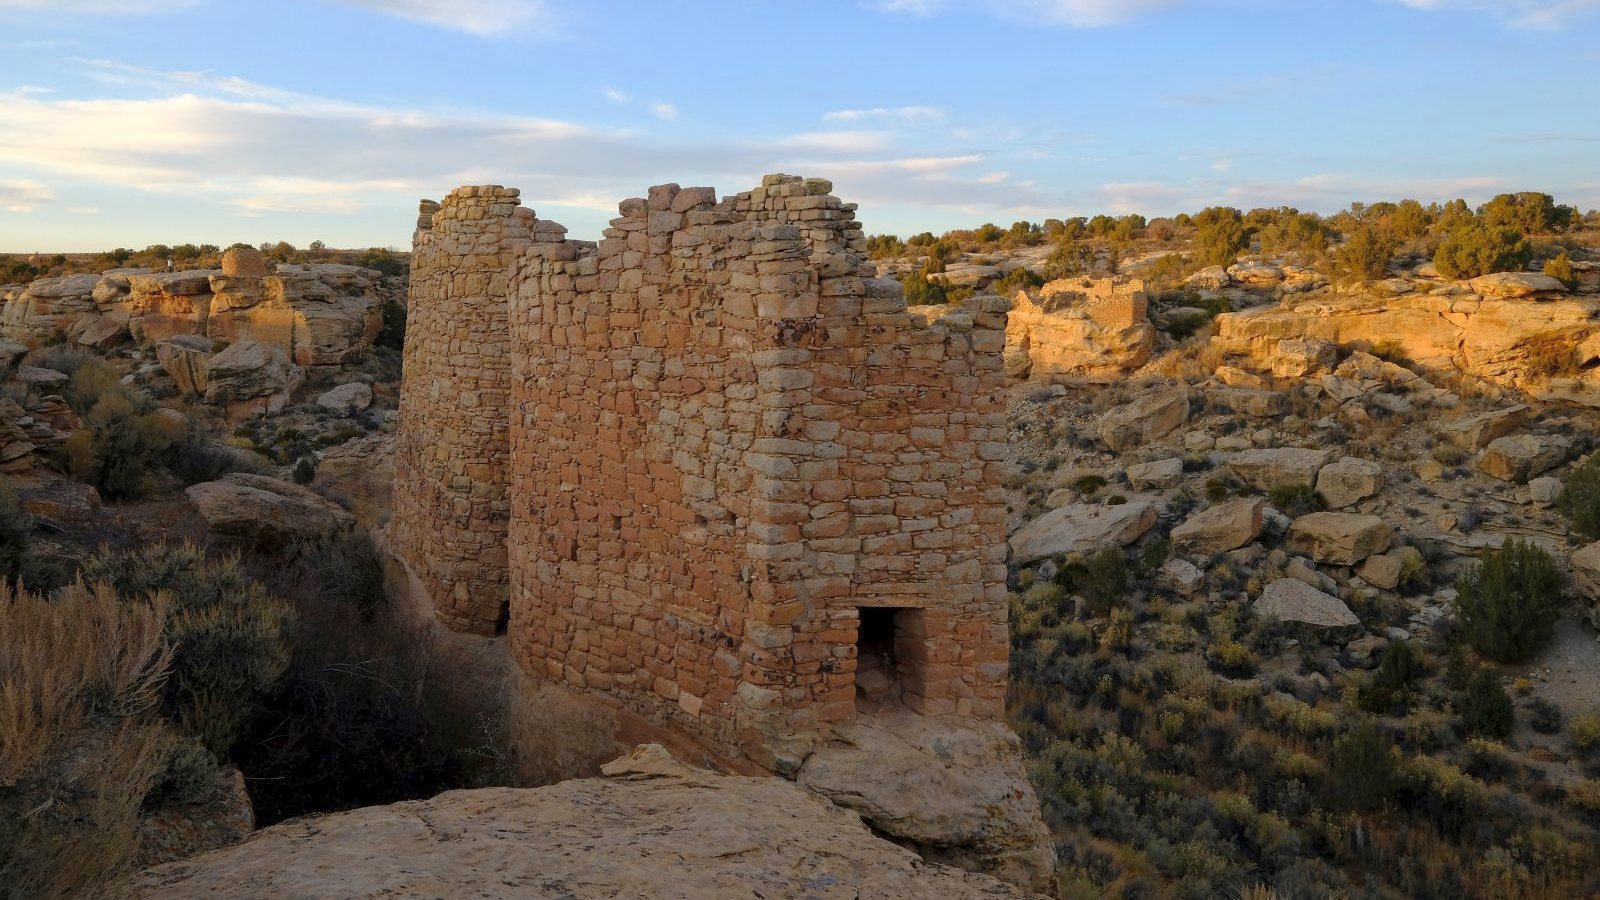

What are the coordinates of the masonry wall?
(502, 176, 1009, 766)
(391, 186, 531, 634)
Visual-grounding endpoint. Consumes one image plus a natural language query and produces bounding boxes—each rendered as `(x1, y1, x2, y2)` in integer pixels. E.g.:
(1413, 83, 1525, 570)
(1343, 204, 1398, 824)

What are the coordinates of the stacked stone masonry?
(393, 176, 1010, 768)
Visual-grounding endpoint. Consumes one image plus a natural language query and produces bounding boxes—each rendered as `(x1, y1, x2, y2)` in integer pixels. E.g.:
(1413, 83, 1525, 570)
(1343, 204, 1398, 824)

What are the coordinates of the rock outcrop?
(1254, 578, 1360, 629)
(185, 473, 355, 546)
(203, 340, 304, 418)
(1005, 276, 1154, 382)
(1286, 512, 1392, 565)
(132, 745, 1033, 899)
(1009, 500, 1158, 563)
(1097, 385, 1189, 451)
(1170, 497, 1264, 554)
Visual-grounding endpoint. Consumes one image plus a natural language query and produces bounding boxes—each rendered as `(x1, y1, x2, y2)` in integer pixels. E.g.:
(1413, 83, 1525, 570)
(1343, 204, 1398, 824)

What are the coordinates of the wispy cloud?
(0, 178, 52, 213)
(1389, 0, 1600, 28)
(325, 0, 550, 36)
(650, 102, 678, 121)
(602, 86, 628, 103)
(0, 0, 197, 11)
(823, 106, 945, 123)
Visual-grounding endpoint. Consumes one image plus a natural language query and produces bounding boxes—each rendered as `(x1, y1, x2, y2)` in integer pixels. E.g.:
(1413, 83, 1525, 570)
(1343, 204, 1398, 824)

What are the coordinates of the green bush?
(899, 266, 948, 306)
(1325, 721, 1398, 812)
(1193, 207, 1251, 267)
(1544, 251, 1579, 290)
(1432, 219, 1532, 280)
(147, 735, 226, 808)
(0, 484, 31, 585)
(1453, 538, 1565, 663)
(1558, 453, 1600, 540)
(1527, 697, 1564, 734)
(78, 543, 293, 755)
(1268, 483, 1326, 519)
(991, 266, 1046, 296)
(293, 456, 317, 485)
(1361, 639, 1422, 714)
(1334, 225, 1398, 284)
(1460, 670, 1514, 739)
(63, 391, 186, 499)
(377, 299, 407, 350)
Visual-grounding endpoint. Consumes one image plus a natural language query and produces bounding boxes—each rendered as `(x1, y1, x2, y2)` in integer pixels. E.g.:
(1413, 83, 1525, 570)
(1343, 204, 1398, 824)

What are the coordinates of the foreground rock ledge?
(132, 745, 1035, 899)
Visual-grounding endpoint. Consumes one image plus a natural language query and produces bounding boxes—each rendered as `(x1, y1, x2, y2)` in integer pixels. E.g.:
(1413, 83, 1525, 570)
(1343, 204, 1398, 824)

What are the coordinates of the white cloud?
(326, 0, 548, 36)
(1389, 0, 1600, 27)
(650, 102, 678, 121)
(978, 171, 1010, 183)
(0, 179, 52, 213)
(602, 86, 628, 103)
(823, 106, 945, 123)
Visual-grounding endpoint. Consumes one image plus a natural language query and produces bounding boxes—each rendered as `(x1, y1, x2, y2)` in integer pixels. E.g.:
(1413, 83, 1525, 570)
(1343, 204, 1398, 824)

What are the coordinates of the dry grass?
(504, 681, 620, 787)
(0, 579, 175, 899)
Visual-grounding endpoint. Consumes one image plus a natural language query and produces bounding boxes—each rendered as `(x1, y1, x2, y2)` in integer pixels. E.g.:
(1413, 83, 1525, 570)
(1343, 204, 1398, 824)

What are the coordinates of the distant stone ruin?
(392, 175, 1012, 764)
(1005, 274, 1154, 382)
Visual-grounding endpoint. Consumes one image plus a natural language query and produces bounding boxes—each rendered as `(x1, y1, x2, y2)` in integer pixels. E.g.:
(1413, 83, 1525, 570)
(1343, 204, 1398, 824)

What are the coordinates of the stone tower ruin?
(392, 176, 1011, 769)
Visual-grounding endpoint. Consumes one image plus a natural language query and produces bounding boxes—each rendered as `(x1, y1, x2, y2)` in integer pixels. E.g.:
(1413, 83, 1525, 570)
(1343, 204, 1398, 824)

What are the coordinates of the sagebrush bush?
(78, 542, 293, 754)
(1459, 670, 1514, 738)
(1268, 483, 1326, 519)
(1558, 453, 1600, 540)
(1433, 219, 1532, 279)
(1453, 538, 1564, 663)
(1544, 250, 1579, 290)
(61, 371, 186, 499)
(0, 579, 173, 898)
(1361, 639, 1422, 714)
(1325, 722, 1398, 812)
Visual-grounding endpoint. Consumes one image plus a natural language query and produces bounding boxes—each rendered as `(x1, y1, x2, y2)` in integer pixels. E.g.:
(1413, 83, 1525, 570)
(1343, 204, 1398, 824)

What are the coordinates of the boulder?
(74, 314, 129, 349)
(1440, 405, 1528, 450)
(1286, 512, 1391, 565)
(1158, 558, 1205, 595)
(1009, 501, 1158, 564)
(1272, 338, 1338, 378)
(156, 335, 216, 397)
(1004, 276, 1153, 383)
(1358, 547, 1421, 592)
(204, 340, 304, 418)
(1125, 457, 1183, 492)
(0, 338, 26, 371)
(1469, 272, 1568, 299)
(316, 381, 373, 415)
(1215, 366, 1268, 390)
(220, 247, 269, 278)
(15, 365, 68, 387)
(1477, 433, 1571, 482)
(1254, 578, 1361, 629)
(311, 433, 394, 526)
(185, 473, 355, 547)
(1185, 265, 1231, 291)
(1528, 476, 1562, 506)
(1226, 447, 1336, 492)
(207, 264, 387, 367)
(798, 712, 1055, 892)
(135, 745, 1033, 900)
(1170, 497, 1264, 555)
(1206, 386, 1289, 418)
(1315, 457, 1385, 509)
(1097, 386, 1189, 451)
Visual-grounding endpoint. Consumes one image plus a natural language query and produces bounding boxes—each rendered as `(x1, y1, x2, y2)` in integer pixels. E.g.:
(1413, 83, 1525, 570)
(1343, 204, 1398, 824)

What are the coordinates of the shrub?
(1558, 453, 1600, 540)
(293, 455, 317, 485)
(78, 543, 293, 755)
(1360, 639, 1422, 714)
(1571, 710, 1600, 755)
(1334, 225, 1398, 284)
(0, 580, 174, 897)
(1325, 722, 1398, 812)
(1454, 539, 1564, 663)
(1433, 219, 1533, 280)
(899, 266, 949, 306)
(1080, 548, 1129, 617)
(1072, 474, 1108, 496)
(1193, 207, 1251, 267)
(377, 299, 407, 350)
(991, 266, 1046, 296)
(1544, 250, 1579, 290)
(0, 484, 31, 585)
(1459, 670, 1514, 738)
(1267, 483, 1325, 519)
(1527, 697, 1564, 734)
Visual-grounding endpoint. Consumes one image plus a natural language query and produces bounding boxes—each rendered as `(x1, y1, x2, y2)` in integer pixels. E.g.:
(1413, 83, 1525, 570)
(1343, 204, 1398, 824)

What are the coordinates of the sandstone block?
(1125, 457, 1183, 492)
(1286, 512, 1391, 565)
(1254, 578, 1360, 629)
(1273, 338, 1337, 378)
(1315, 457, 1385, 509)
(1226, 447, 1335, 492)
(1477, 433, 1570, 482)
(1008, 501, 1157, 564)
(1096, 386, 1189, 452)
(1207, 386, 1289, 418)
(1170, 497, 1264, 555)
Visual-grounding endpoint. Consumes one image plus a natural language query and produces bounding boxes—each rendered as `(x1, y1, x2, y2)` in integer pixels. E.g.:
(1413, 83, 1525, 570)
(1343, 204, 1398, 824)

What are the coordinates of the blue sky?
(1, 0, 1597, 251)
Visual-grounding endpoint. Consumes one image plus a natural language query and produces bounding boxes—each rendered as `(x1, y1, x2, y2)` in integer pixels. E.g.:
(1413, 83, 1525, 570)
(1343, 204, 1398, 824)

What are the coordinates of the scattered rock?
(1009, 501, 1158, 564)
(1469, 271, 1568, 298)
(1477, 433, 1571, 482)
(1254, 578, 1361, 629)
(316, 381, 373, 415)
(1272, 338, 1338, 378)
(16, 365, 68, 386)
(1286, 512, 1392, 565)
(1125, 457, 1183, 492)
(203, 340, 304, 418)
(1226, 447, 1335, 492)
(1158, 558, 1205, 596)
(1206, 386, 1289, 418)
(1096, 386, 1189, 452)
(185, 473, 355, 547)
(1440, 405, 1529, 450)
(1315, 457, 1385, 509)
(157, 335, 217, 397)
(1528, 476, 1562, 506)
(1170, 497, 1264, 555)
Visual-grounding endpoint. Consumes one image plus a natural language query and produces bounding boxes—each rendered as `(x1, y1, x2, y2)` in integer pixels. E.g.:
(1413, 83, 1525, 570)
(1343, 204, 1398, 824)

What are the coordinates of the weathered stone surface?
(1170, 497, 1264, 555)
(311, 433, 394, 526)
(1005, 276, 1153, 382)
(156, 335, 217, 397)
(1358, 547, 1420, 591)
(16, 365, 68, 386)
(1226, 447, 1336, 492)
(1207, 386, 1289, 418)
(1125, 457, 1183, 492)
(1469, 271, 1567, 298)
(220, 246, 268, 278)
(1009, 501, 1158, 563)
(1097, 386, 1189, 451)
(1441, 405, 1528, 450)
(208, 264, 387, 366)
(798, 713, 1054, 893)
(1572, 542, 1600, 627)
(1315, 457, 1385, 509)
(316, 381, 373, 415)
(1529, 476, 1562, 506)
(1272, 338, 1337, 378)
(203, 340, 304, 418)
(1254, 578, 1360, 629)
(185, 473, 354, 546)
(0, 273, 100, 336)
(1477, 433, 1571, 482)
(125, 271, 218, 343)
(134, 746, 1031, 900)
(0, 338, 26, 370)
(1158, 558, 1205, 595)
(1286, 512, 1391, 565)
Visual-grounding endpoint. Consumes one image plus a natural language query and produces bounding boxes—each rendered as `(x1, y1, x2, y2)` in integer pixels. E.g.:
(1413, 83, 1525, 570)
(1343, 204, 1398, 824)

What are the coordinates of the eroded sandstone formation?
(389, 176, 1050, 890)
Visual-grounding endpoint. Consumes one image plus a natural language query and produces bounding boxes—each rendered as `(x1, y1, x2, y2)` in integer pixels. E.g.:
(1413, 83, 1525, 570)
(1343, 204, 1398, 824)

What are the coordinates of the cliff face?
(1005, 276, 1154, 383)
(132, 745, 1038, 899)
